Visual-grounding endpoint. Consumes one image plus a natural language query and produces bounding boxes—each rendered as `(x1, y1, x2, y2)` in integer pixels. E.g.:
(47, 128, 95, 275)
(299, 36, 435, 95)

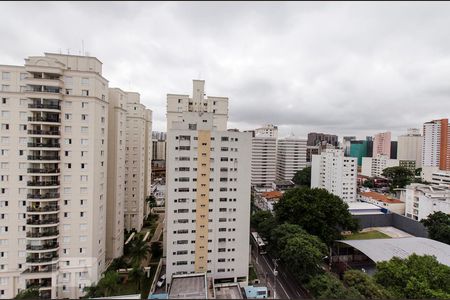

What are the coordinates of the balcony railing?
(27, 218, 59, 225)
(27, 87, 61, 94)
(27, 206, 60, 213)
(28, 130, 60, 136)
(26, 255, 59, 263)
(27, 168, 60, 174)
(26, 281, 52, 289)
(27, 181, 60, 187)
(27, 193, 60, 199)
(26, 231, 59, 238)
(28, 103, 61, 110)
(28, 117, 60, 123)
(27, 142, 60, 148)
(27, 155, 60, 161)
(26, 243, 59, 251)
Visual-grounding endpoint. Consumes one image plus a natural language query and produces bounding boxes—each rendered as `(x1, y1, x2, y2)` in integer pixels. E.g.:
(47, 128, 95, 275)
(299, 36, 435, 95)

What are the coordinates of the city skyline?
(1, 2, 450, 138)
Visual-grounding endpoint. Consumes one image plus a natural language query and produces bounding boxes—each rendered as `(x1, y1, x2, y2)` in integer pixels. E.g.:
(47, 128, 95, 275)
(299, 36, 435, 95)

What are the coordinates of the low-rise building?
(359, 191, 405, 215)
(404, 183, 450, 221)
(430, 170, 450, 186)
(271, 180, 294, 191)
(255, 191, 283, 212)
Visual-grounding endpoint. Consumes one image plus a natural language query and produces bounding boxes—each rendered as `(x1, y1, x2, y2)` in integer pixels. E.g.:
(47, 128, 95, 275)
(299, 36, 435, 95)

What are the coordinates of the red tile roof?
(261, 191, 283, 200)
(360, 191, 403, 203)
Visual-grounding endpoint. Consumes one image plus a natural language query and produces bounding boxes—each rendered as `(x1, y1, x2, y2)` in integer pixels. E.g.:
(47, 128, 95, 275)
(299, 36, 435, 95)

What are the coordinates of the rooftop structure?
(347, 202, 384, 215)
(168, 273, 208, 299)
(214, 283, 243, 299)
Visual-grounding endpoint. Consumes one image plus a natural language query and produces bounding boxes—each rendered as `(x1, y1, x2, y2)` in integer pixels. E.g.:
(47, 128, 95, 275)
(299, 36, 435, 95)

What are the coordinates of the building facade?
(124, 93, 152, 231)
(397, 128, 423, 168)
(251, 135, 277, 188)
(276, 136, 307, 181)
(404, 183, 450, 221)
(311, 149, 357, 202)
(0, 53, 110, 299)
(422, 119, 450, 171)
(361, 155, 399, 178)
(165, 80, 251, 286)
(307, 132, 338, 147)
(0, 53, 153, 299)
(372, 132, 391, 157)
(254, 124, 278, 138)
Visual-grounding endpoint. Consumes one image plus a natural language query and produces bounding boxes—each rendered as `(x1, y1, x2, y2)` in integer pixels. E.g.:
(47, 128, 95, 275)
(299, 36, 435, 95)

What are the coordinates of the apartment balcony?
(26, 255, 59, 265)
(27, 181, 60, 187)
(26, 218, 59, 226)
(27, 193, 60, 200)
(27, 155, 60, 161)
(27, 142, 60, 149)
(25, 78, 64, 89)
(27, 168, 60, 175)
(26, 279, 52, 289)
(28, 117, 61, 124)
(28, 103, 61, 111)
(27, 206, 60, 213)
(28, 130, 60, 136)
(26, 230, 59, 239)
(24, 265, 56, 274)
(26, 243, 59, 252)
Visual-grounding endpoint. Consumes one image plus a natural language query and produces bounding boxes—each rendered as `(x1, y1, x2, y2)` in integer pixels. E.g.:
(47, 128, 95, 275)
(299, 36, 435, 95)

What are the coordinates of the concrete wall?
(353, 213, 428, 238)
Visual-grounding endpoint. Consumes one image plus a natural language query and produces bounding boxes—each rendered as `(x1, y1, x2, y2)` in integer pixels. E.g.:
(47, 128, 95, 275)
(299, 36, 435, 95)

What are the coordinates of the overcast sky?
(1, 2, 449, 140)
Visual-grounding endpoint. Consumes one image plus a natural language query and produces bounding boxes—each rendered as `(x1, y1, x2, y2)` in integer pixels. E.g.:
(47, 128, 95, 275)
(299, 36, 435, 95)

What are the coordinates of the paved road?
(252, 248, 308, 299)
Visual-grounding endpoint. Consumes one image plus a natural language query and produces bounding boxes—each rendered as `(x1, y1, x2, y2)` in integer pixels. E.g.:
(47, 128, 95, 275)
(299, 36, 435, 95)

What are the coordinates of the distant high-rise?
(422, 119, 450, 171)
(343, 136, 356, 156)
(361, 155, 399, 178)
(251, 125, 277, 188)
(276, 135, 307, 181)
(398, 128, 423, 168)
(372, 132, 391, 157)
(311, 149, 357, 202)
(165, 80, 251, 286)
(307, 132, 338, 147)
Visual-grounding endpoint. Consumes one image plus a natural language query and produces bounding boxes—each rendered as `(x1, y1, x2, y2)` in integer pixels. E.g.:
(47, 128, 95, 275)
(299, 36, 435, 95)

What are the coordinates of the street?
(251, 247, 308, 299)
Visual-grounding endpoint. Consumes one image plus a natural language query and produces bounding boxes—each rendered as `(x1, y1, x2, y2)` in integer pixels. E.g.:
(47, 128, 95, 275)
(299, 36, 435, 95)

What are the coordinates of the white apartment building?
(276, 136, 307, 181)
(430, 170, 450, 186)
(0, 53, 153, 299)
(397, 128, 423, 168)
(251, 125, 278, 188)
(404, 183, 450, 221)
(0, 53, 109, 299)
(254, 124, 278, 138)
(311, 149, 357, 202)
(124, 93, 152, 231)
(165, 80, 251, 286)
(361, 155, 399, 178)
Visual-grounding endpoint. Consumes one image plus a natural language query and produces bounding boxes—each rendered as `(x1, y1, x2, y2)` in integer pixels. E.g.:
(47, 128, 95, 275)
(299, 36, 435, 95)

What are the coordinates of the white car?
(156, 274, 166, 288)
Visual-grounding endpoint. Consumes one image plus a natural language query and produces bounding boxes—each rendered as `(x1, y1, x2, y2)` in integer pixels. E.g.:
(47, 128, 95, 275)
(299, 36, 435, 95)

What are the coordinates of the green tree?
(306, 273, 362, 299)
(415, 167, 422, 176)
(108, 256, 128, 271)
(128, 266, 144, 290)
(362, 178, 375, 188)
(381, 166, 415, 191)
(151, 241, 163, 258)
(129, 238, 151, 266)
(292, 166, 311, 186)
(280, 231, 328, 282)
(421, 212, 450, 245)
(97, 271, 120, 297)
(268, 223, 306, 255)
(146, 195, 157, 208)
(250, 210, 276, 238)
(374, 254, 450, 299)
(343, 270, 391, 299)
(274, 187, 358, 245)
(15, 288, 40, 299)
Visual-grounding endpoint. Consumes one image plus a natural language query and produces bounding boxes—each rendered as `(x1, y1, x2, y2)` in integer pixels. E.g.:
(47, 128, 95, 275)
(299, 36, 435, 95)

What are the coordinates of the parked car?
(156, 274, 166, 288)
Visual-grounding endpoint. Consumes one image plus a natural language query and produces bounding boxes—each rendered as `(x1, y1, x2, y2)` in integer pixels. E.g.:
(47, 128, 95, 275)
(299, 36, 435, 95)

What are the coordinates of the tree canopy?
(280, 230, 328, 282)
(343, 270, 391, 299)
(374, 254, 450, 299)
(250, 210, 276, 238)
(274, 187, 358, 245)
(306, 273, 362, 299)
(421, 212, 450, 245)
(292, 166, 311, 186)
(381, 166, 415, 191)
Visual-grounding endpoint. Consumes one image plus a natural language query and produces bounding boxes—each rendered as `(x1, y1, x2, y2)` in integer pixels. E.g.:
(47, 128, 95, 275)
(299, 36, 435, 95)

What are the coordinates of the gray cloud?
(1, 1, 450, 139)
